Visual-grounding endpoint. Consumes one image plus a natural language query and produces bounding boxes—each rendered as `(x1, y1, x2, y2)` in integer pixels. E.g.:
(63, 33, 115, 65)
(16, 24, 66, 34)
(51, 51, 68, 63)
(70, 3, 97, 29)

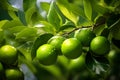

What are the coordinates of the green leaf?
(110, 18, 120, 40)
(8, 10, 19, 20)
(36, 1, 50, 18)
(70, 4, 85, 18)
(83, 0, 92, 20)
(56, 0, 78, 25)
(1, 20, 23, 29)
(23, 0, 36, 11)
(31, 33, 53, 59)
(39, 21, 56, 34)
(9, 26, 26, 33)
(0, 20, 9, 28)
(25, 6, 44, 26)
(15, 27, 37, 40)
(92, 1, 108, 15)
(40, 2, 50, 13)
(92, 16, 106, 35)
(25, 6, 36, 25)
(93, 23, 106, 36)
(78, 16, 93, 26)
(47, 1, 62, 31)
(18, 10, 27, 26)
(86, 52, 110, 75)
(59, 20, 75, 31)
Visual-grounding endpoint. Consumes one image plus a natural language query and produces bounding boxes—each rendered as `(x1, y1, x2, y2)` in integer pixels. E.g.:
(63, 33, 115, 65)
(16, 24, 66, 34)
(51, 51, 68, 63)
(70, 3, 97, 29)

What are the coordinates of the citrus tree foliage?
(0, 0, 120, 80)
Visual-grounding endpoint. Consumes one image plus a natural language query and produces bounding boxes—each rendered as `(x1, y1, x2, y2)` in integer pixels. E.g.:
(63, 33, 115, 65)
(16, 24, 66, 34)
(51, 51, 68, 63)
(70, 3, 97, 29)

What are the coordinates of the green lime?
(107, 50, 120, 65)
(90, 36, 110, 56)
(48, 35, 65, 55)
(61, 38, 82, 59)
(0, 45, 17, 64)
(5, 68, 24, 80)
(69, 53, 86, 72)
(74, 28, 96, 46)
(36, 44, 58, 65)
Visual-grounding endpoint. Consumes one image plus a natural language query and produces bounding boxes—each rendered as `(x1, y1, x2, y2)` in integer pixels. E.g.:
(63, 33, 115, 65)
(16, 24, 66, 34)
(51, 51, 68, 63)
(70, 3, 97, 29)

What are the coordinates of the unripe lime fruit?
(36, 44, 57, 65)
(90, 36, 110, 56)
(0, 45, 17, 64)
(107, 50, 120, 66)
(74, 28, 96, 46)
(57, 55, 70, 69)
(69, 53, 86, 72)
(61, 38, 82, 59)
(48, 35, 65, 55)
(5, 69, 24, 80)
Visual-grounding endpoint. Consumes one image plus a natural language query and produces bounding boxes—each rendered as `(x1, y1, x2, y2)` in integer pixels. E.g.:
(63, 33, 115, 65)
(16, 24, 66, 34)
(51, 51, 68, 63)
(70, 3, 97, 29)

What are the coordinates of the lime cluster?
(36, 28, 111, 67)
(0, 45, 24, 80)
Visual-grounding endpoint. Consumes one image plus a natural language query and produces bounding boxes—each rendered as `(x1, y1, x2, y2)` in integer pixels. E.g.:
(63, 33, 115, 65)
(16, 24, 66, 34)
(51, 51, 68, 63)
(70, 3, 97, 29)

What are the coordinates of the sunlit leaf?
(8, 10, 19, 20)
(40, 2, 50, 13)
(0, 20, 9, 28)
(9, 26, 26, 33)
(47, 1, 62, 31)
(23, 0, 36, 11)
(39, 21, 56, 34)
(1, 20, 23, 29)
(83, 0, 92, 20)
(36, 1, 50, 18)
(56, 0, 78, 25)
(25, 3, 45, 26)
(25, 6, 38, 25)
(70, 4, 85, 18)
(25, 0, 44, 25)
(15, 27, 37, 40)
